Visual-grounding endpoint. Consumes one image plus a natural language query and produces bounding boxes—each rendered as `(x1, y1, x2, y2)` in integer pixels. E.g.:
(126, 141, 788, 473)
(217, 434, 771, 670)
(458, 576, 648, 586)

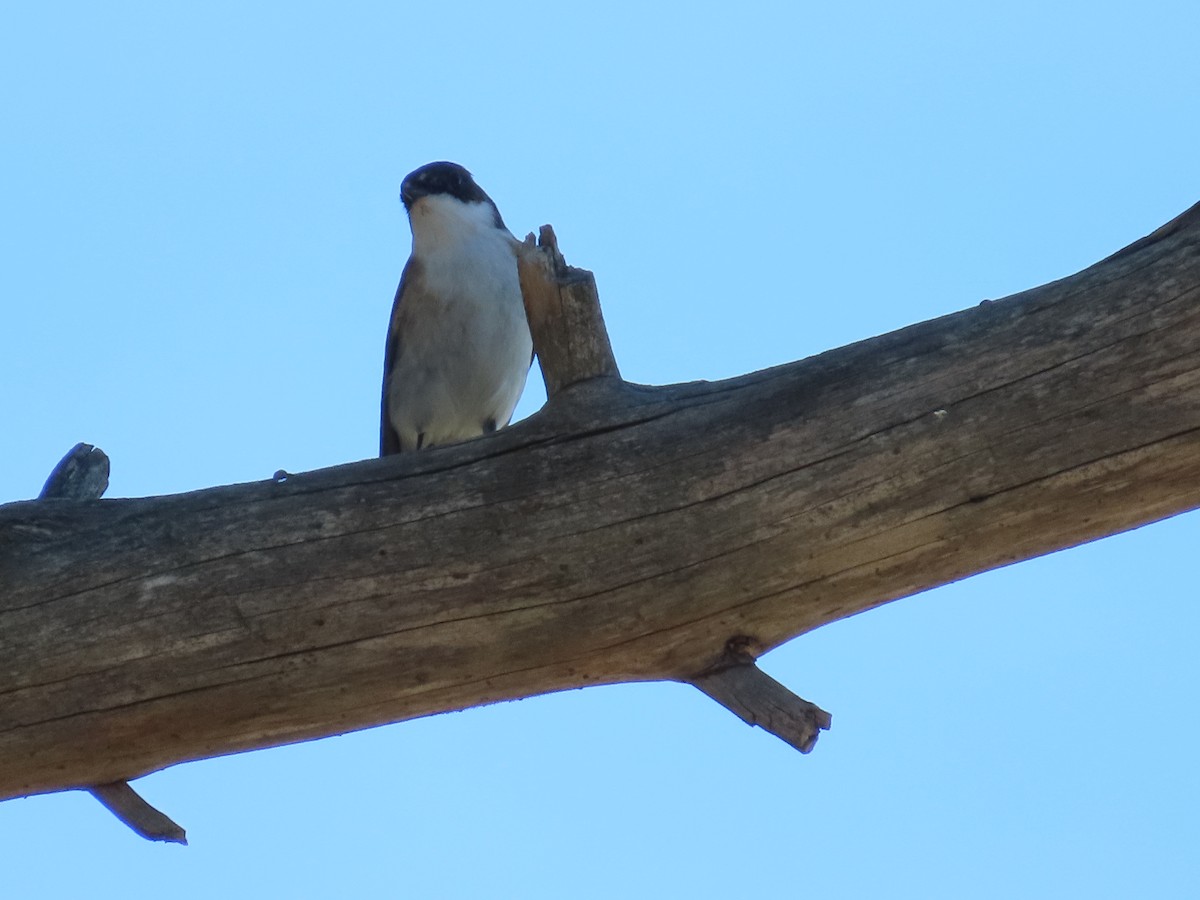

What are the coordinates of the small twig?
(36, 444, 188, 844)
(516, 225, 621, 396)
(690, 640, 832, 754)
(90, 782, 188, 845)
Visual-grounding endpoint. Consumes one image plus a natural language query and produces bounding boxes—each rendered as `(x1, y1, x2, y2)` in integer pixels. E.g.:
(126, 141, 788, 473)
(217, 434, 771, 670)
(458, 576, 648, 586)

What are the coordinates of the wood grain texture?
(35, 443, 188, 841)
(2, 202, 1199, 800)
(692, 650, 832, 754)
(517, 224, 621, 392)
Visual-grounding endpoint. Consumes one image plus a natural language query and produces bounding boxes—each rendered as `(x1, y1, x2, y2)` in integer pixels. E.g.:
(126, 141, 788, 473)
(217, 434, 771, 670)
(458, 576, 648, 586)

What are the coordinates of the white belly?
(386, 231, 533, 450)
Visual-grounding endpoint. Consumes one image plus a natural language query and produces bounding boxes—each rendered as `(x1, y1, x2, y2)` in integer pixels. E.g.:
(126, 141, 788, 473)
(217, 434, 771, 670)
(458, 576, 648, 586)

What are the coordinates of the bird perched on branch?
(380, 161, 533, 455)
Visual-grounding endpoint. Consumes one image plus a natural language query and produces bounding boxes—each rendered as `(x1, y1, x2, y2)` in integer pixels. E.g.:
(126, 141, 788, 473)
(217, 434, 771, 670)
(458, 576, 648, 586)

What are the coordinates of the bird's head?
(400, 161, 504, 226)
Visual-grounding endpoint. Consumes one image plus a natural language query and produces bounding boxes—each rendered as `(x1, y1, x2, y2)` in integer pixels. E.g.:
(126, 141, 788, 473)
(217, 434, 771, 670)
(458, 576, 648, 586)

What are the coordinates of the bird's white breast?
(387, 196, 533, 450)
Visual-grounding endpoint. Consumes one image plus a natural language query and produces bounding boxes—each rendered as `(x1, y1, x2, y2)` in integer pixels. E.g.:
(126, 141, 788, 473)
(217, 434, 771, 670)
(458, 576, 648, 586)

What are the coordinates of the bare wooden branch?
(90, 782, 187, 845)
(517, 224, 621, 394)
(35, 444, 188, 843)
(691, 640, 831, 753)
(3, 201, 1200, 803)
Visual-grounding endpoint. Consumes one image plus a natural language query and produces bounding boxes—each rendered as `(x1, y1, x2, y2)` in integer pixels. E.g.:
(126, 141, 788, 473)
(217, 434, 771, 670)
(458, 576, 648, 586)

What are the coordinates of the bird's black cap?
(401, 161, 497, 213)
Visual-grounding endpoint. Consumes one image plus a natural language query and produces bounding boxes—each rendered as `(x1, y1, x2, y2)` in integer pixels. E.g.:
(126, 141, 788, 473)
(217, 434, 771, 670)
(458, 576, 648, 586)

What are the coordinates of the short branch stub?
(517, 224, 621, 396)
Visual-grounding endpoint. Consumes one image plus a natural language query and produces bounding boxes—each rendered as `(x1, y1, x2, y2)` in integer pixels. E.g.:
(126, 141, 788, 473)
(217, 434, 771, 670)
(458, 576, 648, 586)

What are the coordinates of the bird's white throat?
(410, 195, 511, 257)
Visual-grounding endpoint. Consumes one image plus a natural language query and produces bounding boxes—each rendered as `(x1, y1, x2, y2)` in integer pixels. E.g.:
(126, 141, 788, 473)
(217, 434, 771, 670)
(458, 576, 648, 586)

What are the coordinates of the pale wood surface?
(517, 224, 621, 392)
(3, 202, 1198, 800)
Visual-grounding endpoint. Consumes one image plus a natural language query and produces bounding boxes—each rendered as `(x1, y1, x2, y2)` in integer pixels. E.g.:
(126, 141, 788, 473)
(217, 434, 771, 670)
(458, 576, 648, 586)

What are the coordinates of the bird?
(380, 161, 533, 455)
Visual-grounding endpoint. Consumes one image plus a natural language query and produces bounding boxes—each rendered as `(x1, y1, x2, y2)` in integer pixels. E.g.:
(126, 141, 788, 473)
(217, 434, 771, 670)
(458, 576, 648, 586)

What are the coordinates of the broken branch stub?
(90, 781, 187, 845)
(517, 224, 621, 396)
(690, 642, 832, 754)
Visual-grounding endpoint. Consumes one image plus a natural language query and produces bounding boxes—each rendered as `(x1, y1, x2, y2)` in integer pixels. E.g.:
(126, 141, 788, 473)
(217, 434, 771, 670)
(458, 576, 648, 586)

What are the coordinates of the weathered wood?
(90, 782, 187, 845)
(517, 224, 621, 393)
(2, 201, 1199, 801)
(691, 640, 831, 753)
(36, 443, 188, 842)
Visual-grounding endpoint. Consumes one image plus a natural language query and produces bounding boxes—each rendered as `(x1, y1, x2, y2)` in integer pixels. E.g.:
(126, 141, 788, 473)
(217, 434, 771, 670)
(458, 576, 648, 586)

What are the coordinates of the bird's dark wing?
(380, 258, 416, 457)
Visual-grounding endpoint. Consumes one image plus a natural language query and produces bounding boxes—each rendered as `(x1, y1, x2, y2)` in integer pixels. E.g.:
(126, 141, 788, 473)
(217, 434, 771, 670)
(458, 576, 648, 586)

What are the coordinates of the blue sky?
(3, 2, 1198, 897)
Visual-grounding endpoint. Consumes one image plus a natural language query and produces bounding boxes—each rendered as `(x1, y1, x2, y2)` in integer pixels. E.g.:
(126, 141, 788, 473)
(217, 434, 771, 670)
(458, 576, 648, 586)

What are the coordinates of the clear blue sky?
(3, 2, 1199, 897)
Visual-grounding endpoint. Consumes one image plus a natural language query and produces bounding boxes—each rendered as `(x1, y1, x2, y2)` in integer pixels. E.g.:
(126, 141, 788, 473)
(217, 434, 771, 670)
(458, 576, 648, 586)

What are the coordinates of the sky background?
(3, 2, 1199, 897)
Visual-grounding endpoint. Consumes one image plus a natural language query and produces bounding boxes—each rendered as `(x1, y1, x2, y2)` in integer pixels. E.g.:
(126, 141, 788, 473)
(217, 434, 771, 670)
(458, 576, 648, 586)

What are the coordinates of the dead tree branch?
(36, 443, 187, 843)
(517, 224, 621, 392)
(691, 638, 831, 754)
(90, 781, 187, 845)
(2, 201, 1199, 806)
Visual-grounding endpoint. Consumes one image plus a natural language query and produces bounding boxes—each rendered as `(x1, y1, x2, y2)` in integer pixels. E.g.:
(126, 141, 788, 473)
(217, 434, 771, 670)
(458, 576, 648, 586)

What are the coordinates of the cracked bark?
(2, 202, 1200, 809)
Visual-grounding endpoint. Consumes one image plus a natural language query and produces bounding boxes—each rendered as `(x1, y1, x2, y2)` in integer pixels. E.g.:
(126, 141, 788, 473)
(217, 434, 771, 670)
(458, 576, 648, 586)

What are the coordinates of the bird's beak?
(400, 180, 426, 210)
